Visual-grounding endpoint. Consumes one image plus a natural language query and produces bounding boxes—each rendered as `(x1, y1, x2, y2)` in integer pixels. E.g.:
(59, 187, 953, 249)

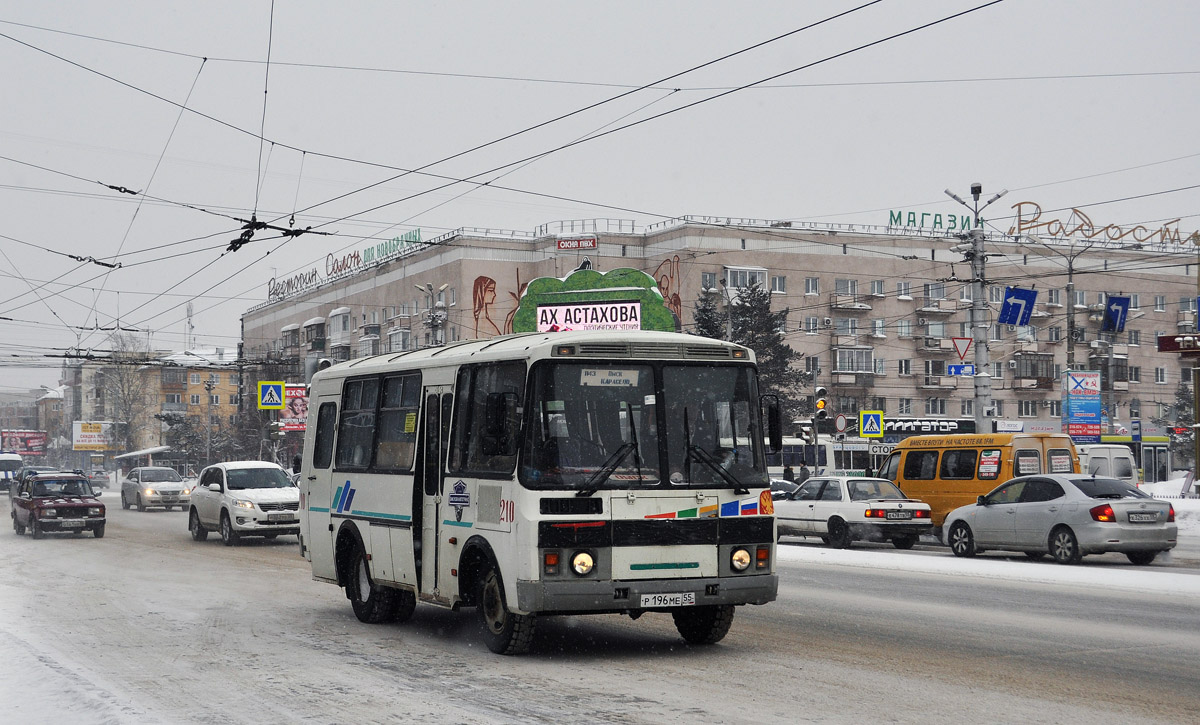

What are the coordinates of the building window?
(990, 325, 1002, 342)
(897, 319, 912, 338)
(726, 267, 766, 289)
(1183, 297, 1197, 313)
(1128, 330, 1140, 346)
(1018, 400, 1038, 417)
(165, 393, 181, 404)
(701, 272, 717, 290)
(926, 320, 946, 339)
(805, 316, 818, 334)
(924, 360, 946, 382)
(190, 373, 201, 384)
(989, 286, 1004, 303)
(190, 394, 201, 405)
(897, 359, 911, 376)
(1129, 366, 1141, 383)
(993, 362, 1004, 380)
(961, 399, 973, 417)
(210, 395, 220, 406)
(1048, 326, 1062, 342)
(924, 282, 946, 300)
(959, 285, 972, 302)
(872, 319, 886, 337)
(898, 398, 912, 415)
(1074, 290, 1086, 307)
(835, 279, 858, 295)
(874, 358, 886, 375)
(870, 279, 885, 297)
(896, 281, 911, 299)
(1017, 325, 1037, 342)
(228, 394, 239, 405)
(1155, 367, 1168, 384)
(1046, 289, 1061, 306)
(805, 277, 819, 295)
(448, 287, 457, 307)
(993, 400, 1005, 416)
(835, 318, 858, 335)
(805, 356, 820, 374)
(869, 396, 886, 412)
(925, 398, 946, 415)
(770, 275, 786, 293)
(1155, 295, 1166, 312)
(836, 349, 873, 373)
(1130, 294, 1140, 310)
(1129, 398, 1141, 419)
(1049, 400, 1061, 417)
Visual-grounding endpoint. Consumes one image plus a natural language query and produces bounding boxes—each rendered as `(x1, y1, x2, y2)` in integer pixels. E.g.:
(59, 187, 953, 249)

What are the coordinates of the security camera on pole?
(945, 183, 1007, 431)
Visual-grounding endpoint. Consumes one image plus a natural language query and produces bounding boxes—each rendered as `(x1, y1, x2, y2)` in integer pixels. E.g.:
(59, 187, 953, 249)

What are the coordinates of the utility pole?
(204, 377, 215, 466)
(946, 183, 1007, 431)
(414, 282, 449, 346)
(718, 279, 734, 340)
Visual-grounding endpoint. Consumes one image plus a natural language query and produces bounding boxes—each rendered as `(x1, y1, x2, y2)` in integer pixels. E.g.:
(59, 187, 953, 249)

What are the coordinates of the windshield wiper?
(682, 407, 748, 494)
(576, 441, 636, 497)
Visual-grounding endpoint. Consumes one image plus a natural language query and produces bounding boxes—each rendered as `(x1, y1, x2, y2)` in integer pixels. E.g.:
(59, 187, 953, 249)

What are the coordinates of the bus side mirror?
(483, 392, 519, 456)
(761, 394, 783, 453)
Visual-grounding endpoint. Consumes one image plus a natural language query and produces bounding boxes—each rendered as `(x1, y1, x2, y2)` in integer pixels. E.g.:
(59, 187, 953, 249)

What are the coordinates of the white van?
(1076, 444, 1138, 486)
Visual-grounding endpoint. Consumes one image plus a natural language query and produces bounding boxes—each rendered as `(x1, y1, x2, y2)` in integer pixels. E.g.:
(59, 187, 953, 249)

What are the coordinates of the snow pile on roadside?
(1142, 479, 1200, 534)
(777, 545, 1200, 598)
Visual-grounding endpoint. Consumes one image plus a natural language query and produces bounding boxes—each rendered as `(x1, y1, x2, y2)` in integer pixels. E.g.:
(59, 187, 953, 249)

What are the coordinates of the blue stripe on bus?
(354, 510, 411, 521)
(331, 486, 344, 511)
(442, 520, 474, 527)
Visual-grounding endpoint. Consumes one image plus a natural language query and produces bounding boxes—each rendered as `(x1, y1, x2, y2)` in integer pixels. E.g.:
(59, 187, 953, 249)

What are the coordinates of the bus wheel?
(477, 562, 535, 655)
(394, 589, 417, 623)
(345, 544, 400, 623)
(673, 604, 735, 645)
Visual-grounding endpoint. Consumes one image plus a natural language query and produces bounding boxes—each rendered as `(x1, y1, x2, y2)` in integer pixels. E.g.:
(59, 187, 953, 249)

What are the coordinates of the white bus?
(299, 329, 782, 654)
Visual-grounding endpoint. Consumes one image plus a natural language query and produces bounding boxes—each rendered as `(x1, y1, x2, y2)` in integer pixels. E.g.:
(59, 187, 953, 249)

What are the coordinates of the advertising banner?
(73, 421, 114, 451)
(0, 430, 47, 456)
(280, 384, 309, 431)
(1062, 370, 1102, 443)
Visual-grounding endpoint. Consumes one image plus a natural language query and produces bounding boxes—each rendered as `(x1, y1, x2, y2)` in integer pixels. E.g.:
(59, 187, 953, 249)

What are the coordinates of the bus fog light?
(571, 551, 594, 576)
(731, 548, 751, 572)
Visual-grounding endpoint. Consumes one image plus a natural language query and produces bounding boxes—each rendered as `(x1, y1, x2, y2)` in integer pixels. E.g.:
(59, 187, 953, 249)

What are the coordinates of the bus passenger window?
(450, 362, 525, 475)
(336, 378, 379, 469)
(939, 449, 977, 479)
(1014, 449, 1041, 476)
(313, 402, 337, 469)
(903, 451, 938, 480)
(374, 373, 420, 471)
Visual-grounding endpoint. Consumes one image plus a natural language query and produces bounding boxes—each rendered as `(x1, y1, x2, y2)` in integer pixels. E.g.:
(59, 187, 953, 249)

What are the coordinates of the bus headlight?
(730, 548, 752, 572)
(570, 551, 594, 576)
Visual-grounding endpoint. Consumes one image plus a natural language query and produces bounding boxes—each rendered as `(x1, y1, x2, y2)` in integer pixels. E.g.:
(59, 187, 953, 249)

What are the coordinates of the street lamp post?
(1022, 235, 1095, 372)
(203, 377, 215, 465)
(945, 183, 1007, 431)
(414, 283, 449, 346)
(717, 279, 734, 340)
(1091, 338, 1117, 434)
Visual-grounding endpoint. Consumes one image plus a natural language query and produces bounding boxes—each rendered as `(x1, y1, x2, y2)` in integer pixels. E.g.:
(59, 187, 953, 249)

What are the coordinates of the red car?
(11, 471, 106, 538)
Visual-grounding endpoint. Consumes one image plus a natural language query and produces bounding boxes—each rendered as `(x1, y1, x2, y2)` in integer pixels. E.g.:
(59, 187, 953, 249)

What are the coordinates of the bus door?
(415, 385, 453, 601)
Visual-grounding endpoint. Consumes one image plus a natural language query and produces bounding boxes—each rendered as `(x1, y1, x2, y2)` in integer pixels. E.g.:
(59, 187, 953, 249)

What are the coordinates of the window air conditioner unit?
(1042, 400, 1051, 408)
(1008, 359, 1017, 368)
(917, 318, 927, 326)
(822, 317, 833, 328)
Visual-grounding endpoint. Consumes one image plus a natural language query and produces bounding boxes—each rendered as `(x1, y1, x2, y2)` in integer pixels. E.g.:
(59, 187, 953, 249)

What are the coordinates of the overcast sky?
(2, 0, 1198, 394)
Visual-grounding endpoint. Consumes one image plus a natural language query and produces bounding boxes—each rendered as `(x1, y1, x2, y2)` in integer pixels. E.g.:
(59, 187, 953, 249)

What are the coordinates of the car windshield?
(226, 467, 293, 489)
(31, 479, 93, 497)
(520, 361, 768, 491)
(0, 460, 21, 473)
(1068, 476, 1149, 499)
(141, 469, 182, 483)
(848, 479, 908, 501)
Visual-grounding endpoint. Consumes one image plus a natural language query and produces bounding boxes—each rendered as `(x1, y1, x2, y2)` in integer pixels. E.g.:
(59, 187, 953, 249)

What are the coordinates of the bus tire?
(344, 544, 399, 624)
(477, 561, 535, 655)
(673, 604, 735, 645)
(394, 589, 417, 623)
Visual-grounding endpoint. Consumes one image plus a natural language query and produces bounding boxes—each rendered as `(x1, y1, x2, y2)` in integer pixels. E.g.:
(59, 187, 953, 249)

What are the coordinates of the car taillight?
(864, 509, 885, 518)
(913, 510, 929, 518)
(1090, 503, 1116, 522)
(1168, 504, 1175, 523)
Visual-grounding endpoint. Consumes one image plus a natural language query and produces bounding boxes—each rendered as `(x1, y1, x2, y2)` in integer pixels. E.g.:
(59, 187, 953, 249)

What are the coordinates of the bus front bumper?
(517, 573, 778, 614)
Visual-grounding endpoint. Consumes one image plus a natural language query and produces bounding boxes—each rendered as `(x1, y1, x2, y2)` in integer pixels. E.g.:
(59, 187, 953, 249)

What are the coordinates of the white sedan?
(775, 476, 932, 549)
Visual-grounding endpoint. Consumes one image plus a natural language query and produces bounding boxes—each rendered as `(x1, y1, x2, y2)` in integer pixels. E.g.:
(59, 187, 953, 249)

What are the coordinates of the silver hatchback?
(944, 474, 1177, 565)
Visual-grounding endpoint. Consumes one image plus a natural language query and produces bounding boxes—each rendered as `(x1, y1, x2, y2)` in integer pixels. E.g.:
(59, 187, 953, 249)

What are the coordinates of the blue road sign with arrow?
(1101, 295, 1130, 333)
(947, 364, 975, 376)
(998, 286, 1038, 326)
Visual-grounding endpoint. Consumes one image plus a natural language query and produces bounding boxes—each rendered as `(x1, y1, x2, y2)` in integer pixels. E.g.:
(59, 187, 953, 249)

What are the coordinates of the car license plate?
(268, 513, 296, 522)
(886, 511, 913, 520)
(61, 520, 84, 528)
(640, 592, 696, 608)
(1128, 512, 1159, 523)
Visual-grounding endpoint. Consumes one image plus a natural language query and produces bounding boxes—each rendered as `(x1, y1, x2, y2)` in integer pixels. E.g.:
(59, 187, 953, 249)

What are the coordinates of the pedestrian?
(782, 465, 795, 482)
(795, 463, 810, 484)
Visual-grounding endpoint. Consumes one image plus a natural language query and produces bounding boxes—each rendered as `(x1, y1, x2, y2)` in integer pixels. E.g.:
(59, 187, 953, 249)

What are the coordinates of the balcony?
(161, 401, 188, 412)
(831, 372, 874, 387)
(1113, 381, 1130, 391)
(1016, 340, 1040, 353)
(308, 337, 326, 352)
(829, 293, 872, 311)
(834, 334, 861, 347)
(1178, 311, 1195, 329)
(917, 298, 956, 315)
(1011, 377, 1055, 392)
(920, 337, 955, 353)
(919, 375, 958, 390)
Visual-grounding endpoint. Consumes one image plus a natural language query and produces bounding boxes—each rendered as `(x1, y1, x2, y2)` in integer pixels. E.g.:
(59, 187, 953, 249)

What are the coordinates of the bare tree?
(100, 333, 158, 453)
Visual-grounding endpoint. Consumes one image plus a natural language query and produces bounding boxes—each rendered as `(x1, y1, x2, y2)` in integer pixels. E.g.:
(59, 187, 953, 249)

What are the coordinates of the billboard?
(280, 384, 309, 431)
(73, 421, 115, 451)
(1062, 370, 1102, 443)
(1, 430, 47, 456)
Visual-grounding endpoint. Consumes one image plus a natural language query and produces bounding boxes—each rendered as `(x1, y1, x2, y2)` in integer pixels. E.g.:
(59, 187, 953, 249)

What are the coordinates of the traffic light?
(798, 423, 817, 446)
(814, 387, 829, 421)
(269, 421, 284, 440)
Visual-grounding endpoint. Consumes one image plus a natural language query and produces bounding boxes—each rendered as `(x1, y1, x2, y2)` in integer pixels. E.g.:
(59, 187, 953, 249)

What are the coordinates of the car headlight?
(730, 548, 752, 572)
(233, 499, 255, 509)
(88, 507, 102, 516)
(42, 508, 57, 518)
(143, 488, 158, 496)
(180, 487, 192, 495)
(570, 551, 594, 576)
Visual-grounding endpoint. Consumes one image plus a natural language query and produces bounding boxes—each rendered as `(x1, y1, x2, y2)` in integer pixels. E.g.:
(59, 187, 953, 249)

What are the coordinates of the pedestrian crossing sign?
(859, 411, 884, 438)
(258, 381, 285, 410)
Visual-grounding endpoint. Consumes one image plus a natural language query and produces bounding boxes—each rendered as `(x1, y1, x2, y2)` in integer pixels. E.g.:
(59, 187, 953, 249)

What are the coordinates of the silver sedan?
(944, 474, 1177, 565)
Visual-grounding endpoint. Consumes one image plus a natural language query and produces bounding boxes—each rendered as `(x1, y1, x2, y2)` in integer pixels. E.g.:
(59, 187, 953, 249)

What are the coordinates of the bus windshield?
(520, 361, 768, 491)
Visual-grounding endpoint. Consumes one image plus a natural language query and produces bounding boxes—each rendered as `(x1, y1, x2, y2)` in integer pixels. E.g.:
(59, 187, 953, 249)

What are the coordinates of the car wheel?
(93, 523, 105, 539)
(1024, 552, 1045, 560)
(136, 494, 146, 513)
(1126, 551, 1157, 566)
(948, 521, 976, 558)
(220, 512, 240, 546)
(13, 515, 25, 536)
(189, 509, 208, 542)
(264, 533, 278, 540)
(892, 535, 917, 550)
(31, 518, 44, 540)
(477, 560, 535, 655)
(344, 544, 401, 624)
(121, 492, 130, 510)
(673, 604, 735, 645)
(164, 506, 172, 511)
(1049, 527, 1081, 565)
(826, 518, 851, 549)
